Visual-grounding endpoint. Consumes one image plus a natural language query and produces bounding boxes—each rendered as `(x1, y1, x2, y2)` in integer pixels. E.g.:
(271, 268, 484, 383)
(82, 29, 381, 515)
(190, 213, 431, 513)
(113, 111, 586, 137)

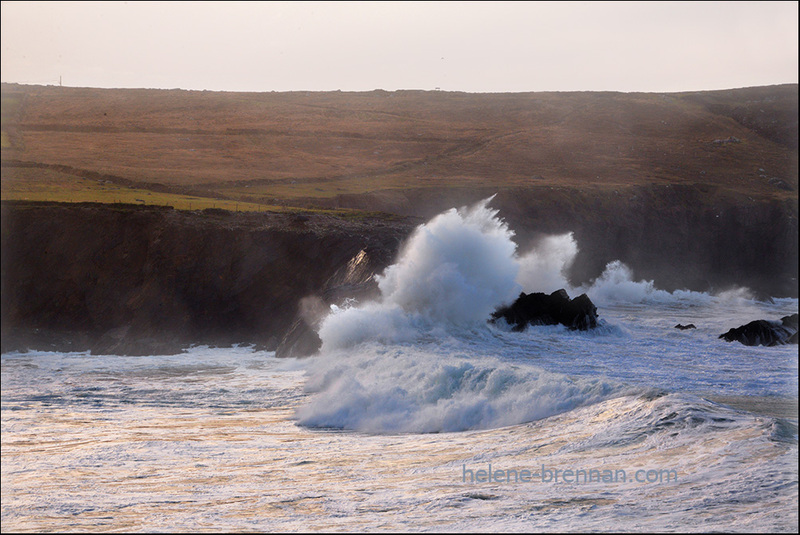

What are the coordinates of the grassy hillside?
(1, 83, 796, 213)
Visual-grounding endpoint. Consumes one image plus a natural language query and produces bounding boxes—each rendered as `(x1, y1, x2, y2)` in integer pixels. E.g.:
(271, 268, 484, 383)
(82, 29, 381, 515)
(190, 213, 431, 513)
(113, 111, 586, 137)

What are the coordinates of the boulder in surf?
(490, 289, 599, 331)
(719, 313, 798, 346)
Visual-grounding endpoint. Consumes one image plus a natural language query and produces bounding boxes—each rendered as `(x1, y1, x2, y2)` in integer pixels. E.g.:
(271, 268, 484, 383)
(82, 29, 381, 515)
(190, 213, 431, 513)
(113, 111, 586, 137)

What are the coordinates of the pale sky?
(1, 1, 798, 93)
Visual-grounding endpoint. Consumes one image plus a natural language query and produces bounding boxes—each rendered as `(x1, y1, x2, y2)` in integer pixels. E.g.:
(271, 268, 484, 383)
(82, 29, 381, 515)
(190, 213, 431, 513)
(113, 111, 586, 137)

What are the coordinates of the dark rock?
(275, 317, 322, 358)
(719, 315, 798, 347)
(1, 325, 186, 356)
(768, 177, 794, 191)
(0, 327, 92, 354)
(274, 247, 397, 358)
(712, 136, 741, 144)
(563, 293, 599, 330)
(93, 325, 186, 356)
(781, 313, 798, 331)
(322, 248, 386, 304)
(490, 289, 599, 331)
(675, 324, 696, 330)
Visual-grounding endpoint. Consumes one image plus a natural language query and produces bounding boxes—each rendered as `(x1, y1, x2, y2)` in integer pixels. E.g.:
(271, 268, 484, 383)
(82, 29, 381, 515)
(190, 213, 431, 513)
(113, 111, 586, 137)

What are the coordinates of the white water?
(2, 197, 797, 531)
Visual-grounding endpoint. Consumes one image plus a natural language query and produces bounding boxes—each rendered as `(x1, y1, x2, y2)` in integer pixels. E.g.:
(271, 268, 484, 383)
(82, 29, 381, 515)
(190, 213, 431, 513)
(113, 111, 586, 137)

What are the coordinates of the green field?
(0, 166, 303, 213)
(0, 166, 394, 220)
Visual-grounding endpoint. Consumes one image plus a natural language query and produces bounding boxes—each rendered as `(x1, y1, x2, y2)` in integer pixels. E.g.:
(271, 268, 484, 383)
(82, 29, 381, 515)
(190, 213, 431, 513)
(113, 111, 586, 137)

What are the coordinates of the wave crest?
(296, 343, 627, 433)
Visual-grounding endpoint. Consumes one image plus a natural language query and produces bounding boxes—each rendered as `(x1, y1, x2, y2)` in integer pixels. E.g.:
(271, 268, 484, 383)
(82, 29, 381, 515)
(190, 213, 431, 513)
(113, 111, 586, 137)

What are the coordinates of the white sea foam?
(296, 342, 628, 433)
(304, 198, 630, 432)
(298, 196, 794, 433)
(318, 196, 521, 352)
(3, 345, 797, 532)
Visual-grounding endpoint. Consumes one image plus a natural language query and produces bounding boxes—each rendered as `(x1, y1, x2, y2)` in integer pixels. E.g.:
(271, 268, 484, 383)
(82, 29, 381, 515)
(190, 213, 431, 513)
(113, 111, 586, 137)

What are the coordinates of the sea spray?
(580, 260, 669, 304)
(298, 197, 629, 433)
(375, 195, 520, 326)
(575, 260, 756, 307)
(296, 197, 765, 433)
(513, 233, 756, 308)
(516, 232, 578, 294)
(318, 196, 521, 351)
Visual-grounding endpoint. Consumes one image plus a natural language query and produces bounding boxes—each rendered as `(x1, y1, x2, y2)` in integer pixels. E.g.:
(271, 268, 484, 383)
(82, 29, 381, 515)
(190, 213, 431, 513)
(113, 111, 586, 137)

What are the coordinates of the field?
(0, 165, 281, 212)
(1, 83, 797, 215)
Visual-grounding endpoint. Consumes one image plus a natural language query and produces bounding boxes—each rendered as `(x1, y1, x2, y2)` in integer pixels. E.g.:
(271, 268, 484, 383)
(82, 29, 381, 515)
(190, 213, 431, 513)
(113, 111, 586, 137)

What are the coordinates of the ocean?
(2, 198, 798, 532)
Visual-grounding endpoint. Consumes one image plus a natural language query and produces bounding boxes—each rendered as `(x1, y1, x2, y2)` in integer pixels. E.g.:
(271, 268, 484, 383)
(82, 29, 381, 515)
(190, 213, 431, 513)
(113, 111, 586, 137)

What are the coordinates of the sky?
(1, 1, 798, 93)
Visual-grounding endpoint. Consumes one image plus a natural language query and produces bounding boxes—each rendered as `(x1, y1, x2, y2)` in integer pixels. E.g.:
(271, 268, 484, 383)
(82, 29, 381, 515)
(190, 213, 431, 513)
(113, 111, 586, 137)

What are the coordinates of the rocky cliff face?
(1, 186, 797, 356)
(1, 202, 416, 354)
(322, 184, 799, 299)
(494, 185, 799, 299)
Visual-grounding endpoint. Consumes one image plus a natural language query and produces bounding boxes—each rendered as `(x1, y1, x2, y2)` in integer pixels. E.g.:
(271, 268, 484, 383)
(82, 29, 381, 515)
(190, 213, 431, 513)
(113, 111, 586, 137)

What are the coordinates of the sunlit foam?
(318, 196, 522, 352)
(298, 196, 761, 433)
(296, 342, 629, 433)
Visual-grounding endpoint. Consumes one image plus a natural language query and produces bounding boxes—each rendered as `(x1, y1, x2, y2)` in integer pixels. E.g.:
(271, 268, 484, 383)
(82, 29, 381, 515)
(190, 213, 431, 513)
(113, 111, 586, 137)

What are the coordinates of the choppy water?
(2, 198, 798, 532)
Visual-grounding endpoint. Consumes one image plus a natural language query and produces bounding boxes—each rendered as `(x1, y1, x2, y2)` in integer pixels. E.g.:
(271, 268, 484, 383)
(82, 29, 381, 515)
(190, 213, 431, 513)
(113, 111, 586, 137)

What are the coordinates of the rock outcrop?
(719, 313, 798, 347)
(490, 289, 599, 331)
(275, 247, 394, 358)
(274, 317, 323, 360)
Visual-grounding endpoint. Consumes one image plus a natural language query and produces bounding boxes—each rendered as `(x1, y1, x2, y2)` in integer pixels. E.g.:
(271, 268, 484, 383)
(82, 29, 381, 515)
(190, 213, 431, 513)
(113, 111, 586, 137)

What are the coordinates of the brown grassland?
(1, 83, 797, 214)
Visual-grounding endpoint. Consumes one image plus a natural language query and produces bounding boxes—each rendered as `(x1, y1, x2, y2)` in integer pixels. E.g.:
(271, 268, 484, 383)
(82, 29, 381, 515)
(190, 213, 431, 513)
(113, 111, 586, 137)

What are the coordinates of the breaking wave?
(317, 196, 521, 351)
(296, 196, 760, 433)
(296, 342, 631, 433)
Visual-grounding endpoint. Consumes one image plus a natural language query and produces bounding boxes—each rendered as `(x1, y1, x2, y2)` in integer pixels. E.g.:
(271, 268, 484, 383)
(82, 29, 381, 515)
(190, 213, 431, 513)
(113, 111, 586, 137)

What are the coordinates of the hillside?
(2, 83, 796, 210)
(1, 83, 797, 353)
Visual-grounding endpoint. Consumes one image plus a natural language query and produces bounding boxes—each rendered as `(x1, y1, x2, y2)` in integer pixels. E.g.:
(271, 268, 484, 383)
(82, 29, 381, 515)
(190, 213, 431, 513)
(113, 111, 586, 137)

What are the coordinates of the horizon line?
(2, 81, 798, 96)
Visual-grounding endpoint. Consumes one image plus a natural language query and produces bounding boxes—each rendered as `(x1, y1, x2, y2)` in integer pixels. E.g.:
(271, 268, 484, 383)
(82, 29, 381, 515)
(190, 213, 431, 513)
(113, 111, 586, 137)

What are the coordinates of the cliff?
(2, 183, 796, 356)
(1, 202, 416, 354)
